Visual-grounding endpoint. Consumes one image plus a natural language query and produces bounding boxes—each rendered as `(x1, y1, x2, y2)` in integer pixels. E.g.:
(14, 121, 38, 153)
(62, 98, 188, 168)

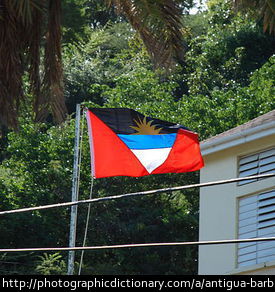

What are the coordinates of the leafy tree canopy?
(0, 0, 274, 275)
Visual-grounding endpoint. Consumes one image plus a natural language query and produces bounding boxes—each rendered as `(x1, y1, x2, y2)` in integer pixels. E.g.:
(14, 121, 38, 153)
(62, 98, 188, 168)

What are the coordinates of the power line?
(0, 173, 274, 216)
(78, 174, 94, 275)
(0, 237, 275, 253)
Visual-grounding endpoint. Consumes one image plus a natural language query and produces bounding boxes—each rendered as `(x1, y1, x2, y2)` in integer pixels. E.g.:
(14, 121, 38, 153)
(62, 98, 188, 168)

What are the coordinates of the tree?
(35, 253, 66, 275)
(184, 0, 275, 97)
(62, 22, 135, 113)
(0, 0, 66, 129)
(106, 0, 186, 69)
(1, 0, 274, 275)
(0, 0, 187, 130)
(0, 115, 200, 275)
(234, 0, 275, 34)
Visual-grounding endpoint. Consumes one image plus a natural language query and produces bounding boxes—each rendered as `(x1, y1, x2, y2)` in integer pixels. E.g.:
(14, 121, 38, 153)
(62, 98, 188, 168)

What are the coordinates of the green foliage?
(62, 0, 89, 43)
(0, 118, 76, 251)
(102, 67, 178, 119)
(233, 55, 275, 122)
(0, 115, 199, 275)
(185, 0, 275, 96)
(61, 0, 120, 44)
(0, 0, 274, 275)
(77, 172, 199, 275)
(35, 253, 66, 275)
(178, 55, 275, 139)
(63, 22, 135, 112)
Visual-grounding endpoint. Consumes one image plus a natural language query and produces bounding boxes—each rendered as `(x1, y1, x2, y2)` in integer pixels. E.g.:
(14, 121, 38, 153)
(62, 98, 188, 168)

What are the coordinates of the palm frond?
(0, 0, 66, 130)
(7, 0, 44, 25)
(107, 0, 185, 69)
(234, 0, 275, 34)
(0, 2, 24, 129)
(37, 0, 67, 123)
(29, 4, 43, 118)
(262, 0, 275, 33)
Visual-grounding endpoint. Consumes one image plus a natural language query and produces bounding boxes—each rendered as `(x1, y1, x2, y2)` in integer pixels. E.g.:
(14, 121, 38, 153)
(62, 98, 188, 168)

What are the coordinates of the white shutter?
(258, 191, 275, 229)
(238, 190, 275, 268)
(238, 148, 275, 185)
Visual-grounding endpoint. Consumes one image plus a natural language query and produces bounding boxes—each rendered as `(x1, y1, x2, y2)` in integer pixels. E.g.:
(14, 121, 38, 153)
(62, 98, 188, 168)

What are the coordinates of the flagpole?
(67, 104, 81, 275)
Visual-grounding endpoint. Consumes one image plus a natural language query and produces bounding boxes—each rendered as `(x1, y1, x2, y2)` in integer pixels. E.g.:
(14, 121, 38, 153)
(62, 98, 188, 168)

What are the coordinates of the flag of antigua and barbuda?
(86, 108, 204, 178)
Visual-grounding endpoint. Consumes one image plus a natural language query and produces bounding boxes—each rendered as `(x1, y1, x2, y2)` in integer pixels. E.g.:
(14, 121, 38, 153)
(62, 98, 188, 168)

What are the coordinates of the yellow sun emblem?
(130, 117, 162, 135)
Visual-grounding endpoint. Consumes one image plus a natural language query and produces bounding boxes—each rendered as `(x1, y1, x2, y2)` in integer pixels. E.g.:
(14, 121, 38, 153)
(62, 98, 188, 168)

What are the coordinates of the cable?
(78, 175, 94, 275)
(0, 173, 274, 216)
(0, 237, 275, 253)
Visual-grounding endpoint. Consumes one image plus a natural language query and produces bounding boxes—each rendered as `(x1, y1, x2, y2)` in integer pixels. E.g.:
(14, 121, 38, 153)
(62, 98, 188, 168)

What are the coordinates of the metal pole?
(67, 104, 81, 275)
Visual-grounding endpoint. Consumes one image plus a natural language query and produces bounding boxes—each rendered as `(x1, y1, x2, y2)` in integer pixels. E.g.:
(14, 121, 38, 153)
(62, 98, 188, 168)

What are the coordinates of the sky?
(189, 0, 207, 14)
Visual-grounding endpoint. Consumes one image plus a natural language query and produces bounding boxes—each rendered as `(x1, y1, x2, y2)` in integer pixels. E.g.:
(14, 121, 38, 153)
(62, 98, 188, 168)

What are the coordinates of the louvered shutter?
(238, 190, 275, 267)
(238, 148, 275, 185)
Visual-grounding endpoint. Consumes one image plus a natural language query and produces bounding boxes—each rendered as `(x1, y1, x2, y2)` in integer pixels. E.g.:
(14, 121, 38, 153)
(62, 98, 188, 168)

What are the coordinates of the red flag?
(86, 108, 204, 178)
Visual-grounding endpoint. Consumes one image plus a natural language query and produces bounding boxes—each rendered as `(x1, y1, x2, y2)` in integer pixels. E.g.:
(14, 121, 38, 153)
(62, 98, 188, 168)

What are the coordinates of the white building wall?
(199, 135, 275, 275)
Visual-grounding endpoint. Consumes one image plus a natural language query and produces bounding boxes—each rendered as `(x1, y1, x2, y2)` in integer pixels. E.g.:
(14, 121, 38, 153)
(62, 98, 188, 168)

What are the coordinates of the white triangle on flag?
(131, 148, 172, 173)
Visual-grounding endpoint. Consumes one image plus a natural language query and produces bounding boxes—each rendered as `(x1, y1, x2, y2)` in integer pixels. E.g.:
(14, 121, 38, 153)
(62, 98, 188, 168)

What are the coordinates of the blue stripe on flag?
(118, 133, 177, 150)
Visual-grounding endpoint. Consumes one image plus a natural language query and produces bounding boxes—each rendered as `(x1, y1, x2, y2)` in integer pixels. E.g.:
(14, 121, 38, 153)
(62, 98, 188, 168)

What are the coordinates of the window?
(238, 148, 275, 185)
(238, 190, 275, 268)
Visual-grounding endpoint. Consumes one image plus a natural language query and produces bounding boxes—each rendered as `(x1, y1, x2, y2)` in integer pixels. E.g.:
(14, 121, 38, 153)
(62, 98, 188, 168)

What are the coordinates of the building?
(198, 110, 275, 275)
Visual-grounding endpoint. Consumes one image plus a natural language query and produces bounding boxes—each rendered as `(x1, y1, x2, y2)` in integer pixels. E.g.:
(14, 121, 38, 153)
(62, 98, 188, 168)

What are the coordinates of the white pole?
(67, 104, 81, 275)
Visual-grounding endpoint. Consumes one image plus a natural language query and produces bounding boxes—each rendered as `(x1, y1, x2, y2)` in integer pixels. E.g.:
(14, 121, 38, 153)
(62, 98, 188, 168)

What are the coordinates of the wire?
(0, 173, 274, 216)
(0, 237, 275, 253)
(78, 175, 94, 275)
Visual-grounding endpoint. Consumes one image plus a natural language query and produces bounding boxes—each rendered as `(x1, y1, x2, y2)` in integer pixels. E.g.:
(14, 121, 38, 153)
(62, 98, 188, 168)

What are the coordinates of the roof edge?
(201, 120, 275, 156)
